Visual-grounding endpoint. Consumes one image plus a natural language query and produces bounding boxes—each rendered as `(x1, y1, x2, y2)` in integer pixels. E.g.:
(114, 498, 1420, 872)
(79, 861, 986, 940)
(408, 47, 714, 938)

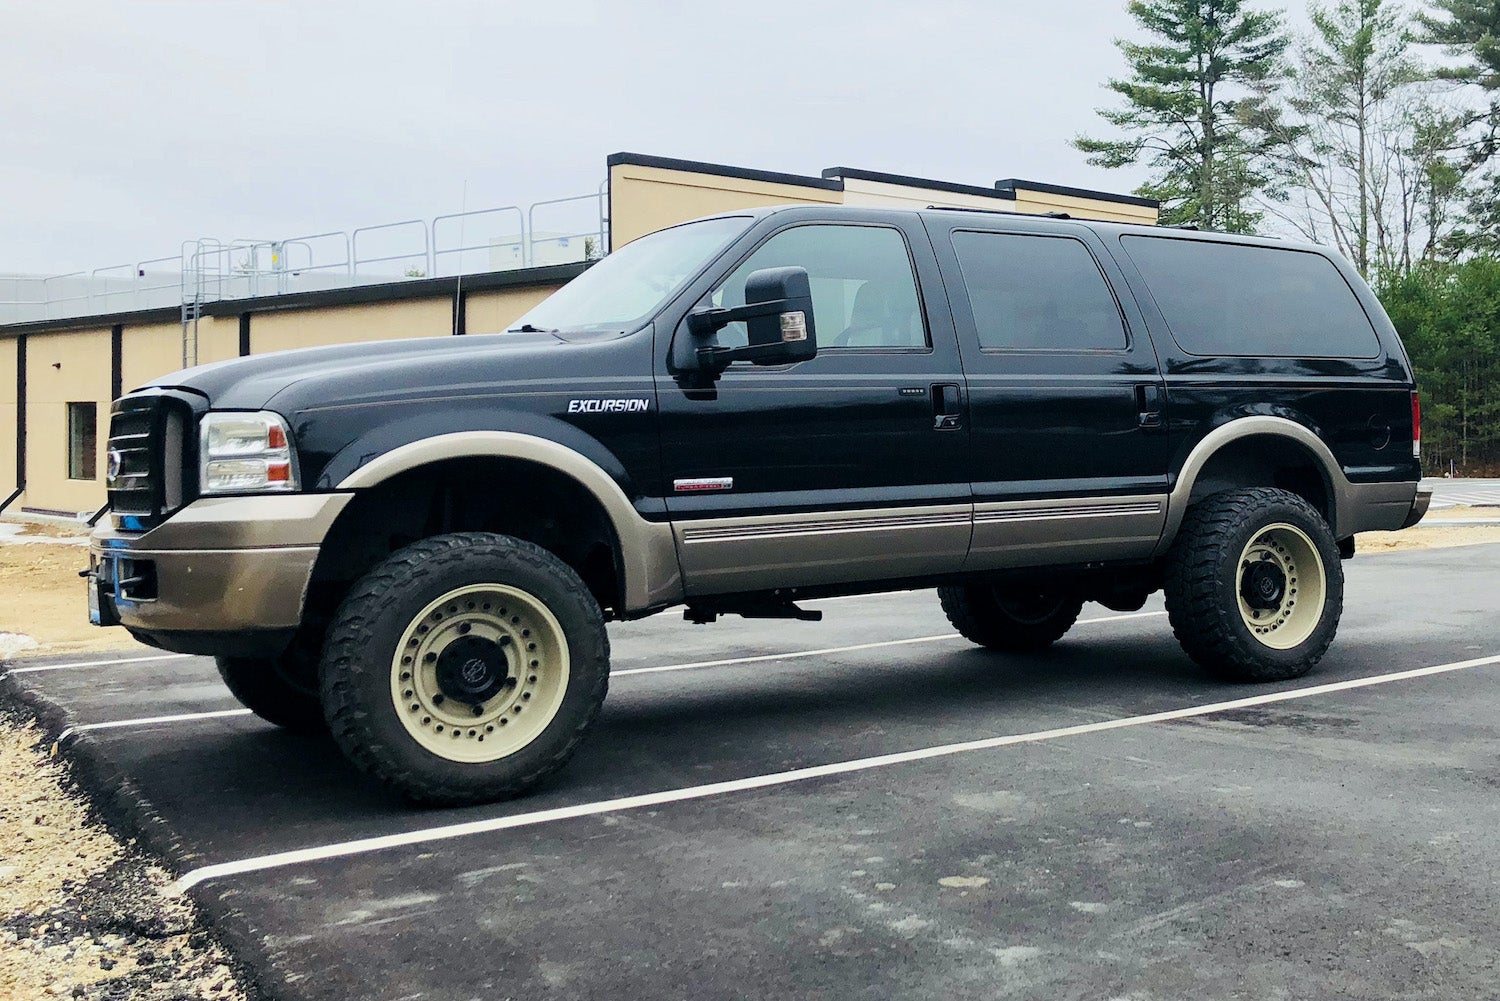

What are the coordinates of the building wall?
(839, 177, 1020, 212)
(23, 327, 113, 514)
(464, 284, 566, 336)
(607, 159, 1159, 249)
(121, 321, 187, 393)
(250, 297, 453, 354)
(609, 162, 843, 249)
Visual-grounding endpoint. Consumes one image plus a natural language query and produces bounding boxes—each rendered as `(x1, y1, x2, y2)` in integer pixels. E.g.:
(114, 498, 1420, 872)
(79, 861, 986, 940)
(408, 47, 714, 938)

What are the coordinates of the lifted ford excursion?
(89, 205, 1430, 804)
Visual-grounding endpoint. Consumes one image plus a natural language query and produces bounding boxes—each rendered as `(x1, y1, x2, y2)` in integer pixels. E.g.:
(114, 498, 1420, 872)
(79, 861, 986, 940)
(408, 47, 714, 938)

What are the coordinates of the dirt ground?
(0, 702, 251, 1001)
(0, 532, 126, 659)
(1, 510, 1498, 661)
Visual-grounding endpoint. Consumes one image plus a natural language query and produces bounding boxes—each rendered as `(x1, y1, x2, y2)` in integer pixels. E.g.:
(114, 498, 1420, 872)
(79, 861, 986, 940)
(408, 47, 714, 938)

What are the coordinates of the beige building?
(0, 152, 1156, 518)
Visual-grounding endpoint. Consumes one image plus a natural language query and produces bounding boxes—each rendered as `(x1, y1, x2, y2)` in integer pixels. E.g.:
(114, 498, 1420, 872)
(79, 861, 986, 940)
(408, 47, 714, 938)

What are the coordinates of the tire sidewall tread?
(1164, 487, 1344, 683)
(319, 532, 609, 806)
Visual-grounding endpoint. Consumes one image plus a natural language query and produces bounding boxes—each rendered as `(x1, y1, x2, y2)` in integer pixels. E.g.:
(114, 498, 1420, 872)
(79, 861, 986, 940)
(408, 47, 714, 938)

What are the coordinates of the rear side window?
(1121, 236, 1380, 358)
(950, 232, 1127, 351)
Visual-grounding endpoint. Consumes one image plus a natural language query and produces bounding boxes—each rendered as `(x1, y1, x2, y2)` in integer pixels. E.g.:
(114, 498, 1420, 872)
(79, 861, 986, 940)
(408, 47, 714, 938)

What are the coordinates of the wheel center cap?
(435, 635, 509, 703)
(1241, 560, 1286, 612)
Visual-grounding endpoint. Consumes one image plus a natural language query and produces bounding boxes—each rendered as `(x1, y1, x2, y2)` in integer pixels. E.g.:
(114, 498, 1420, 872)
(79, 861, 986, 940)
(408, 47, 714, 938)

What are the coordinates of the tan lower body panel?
(675, 505, 973, 596)
(967, 495, 1166, 571)
(91, 544, 320, 632)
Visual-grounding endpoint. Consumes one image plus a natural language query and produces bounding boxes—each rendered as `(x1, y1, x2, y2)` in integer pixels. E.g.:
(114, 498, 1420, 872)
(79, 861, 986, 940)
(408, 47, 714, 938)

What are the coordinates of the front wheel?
(938, 585, 1084, 652)
(1164, 487, 1343, 682)
(319, 532, 609, 806)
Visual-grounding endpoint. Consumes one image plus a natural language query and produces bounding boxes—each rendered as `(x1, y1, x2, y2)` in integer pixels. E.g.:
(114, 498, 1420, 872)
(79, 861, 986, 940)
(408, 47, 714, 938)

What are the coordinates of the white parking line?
(170, 650, 1500, 893)
(5, 653, 192, 676)
(58, 708, 254, 741)
(59, 611, 1170, 736)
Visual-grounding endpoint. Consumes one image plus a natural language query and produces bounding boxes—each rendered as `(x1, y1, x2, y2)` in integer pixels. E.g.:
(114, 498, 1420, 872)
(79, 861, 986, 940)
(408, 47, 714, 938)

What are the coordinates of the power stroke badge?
(567, 398, 651, 414)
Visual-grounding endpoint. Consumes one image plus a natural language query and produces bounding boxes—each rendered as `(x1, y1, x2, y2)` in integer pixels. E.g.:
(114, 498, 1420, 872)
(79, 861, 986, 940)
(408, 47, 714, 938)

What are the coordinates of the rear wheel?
(1164, 487, 1343, 682)
(215, 646, 325, 734)
(938, 585, 1084, 652)
(319, 532, 609, 806)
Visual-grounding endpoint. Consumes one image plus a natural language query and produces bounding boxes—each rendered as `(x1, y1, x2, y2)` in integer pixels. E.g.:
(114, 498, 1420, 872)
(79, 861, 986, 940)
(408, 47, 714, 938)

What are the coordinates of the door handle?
(932, 383, 962, 431)
(1135, 384, 1165, 429)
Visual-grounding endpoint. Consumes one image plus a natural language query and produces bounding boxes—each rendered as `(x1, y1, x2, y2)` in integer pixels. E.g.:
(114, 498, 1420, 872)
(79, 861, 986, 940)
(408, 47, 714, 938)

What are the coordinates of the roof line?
(996, 178, 1159, 209)
(607, 152, 845, 192)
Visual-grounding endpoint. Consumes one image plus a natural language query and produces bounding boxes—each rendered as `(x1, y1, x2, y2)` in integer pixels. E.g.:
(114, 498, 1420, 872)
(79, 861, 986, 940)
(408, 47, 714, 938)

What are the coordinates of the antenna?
(453, 179, 469, 336)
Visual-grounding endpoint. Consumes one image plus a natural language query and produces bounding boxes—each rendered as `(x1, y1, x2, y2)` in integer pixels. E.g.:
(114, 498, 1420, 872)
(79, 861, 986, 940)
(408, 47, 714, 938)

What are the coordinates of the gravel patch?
(0, 702, 256, 1000)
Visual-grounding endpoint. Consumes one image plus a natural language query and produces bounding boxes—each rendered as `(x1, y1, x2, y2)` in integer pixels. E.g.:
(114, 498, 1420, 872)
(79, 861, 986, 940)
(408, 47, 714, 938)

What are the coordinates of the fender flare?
(336, 431, 682, 612)
(1156, 415, 1351, 555)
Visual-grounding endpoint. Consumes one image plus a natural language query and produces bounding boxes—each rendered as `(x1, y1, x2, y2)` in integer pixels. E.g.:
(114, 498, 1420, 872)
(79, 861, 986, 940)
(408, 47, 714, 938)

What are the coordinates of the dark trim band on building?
(109, 324, 123, 401)
(821, 167, 1017, 202)
(995, 178, 1160, 209)
(607, 152, 846, 192)
(238, 313, 251, 357)
(14, 334, 27, 494)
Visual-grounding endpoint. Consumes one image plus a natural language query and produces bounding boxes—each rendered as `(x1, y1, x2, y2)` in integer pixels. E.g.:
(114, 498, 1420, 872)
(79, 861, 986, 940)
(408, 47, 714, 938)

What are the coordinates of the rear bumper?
(1401, 487, 1433, 529)
(88, 493, 350, 651)
(1341, 480, 1424, 536)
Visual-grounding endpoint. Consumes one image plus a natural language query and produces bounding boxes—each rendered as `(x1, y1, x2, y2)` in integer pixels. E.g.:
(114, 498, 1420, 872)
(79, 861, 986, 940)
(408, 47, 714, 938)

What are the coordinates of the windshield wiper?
(506, 323, 556, 333)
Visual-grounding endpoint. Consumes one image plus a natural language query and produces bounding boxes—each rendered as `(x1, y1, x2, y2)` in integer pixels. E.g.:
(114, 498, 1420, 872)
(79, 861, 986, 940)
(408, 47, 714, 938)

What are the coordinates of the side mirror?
(683, 266, 818, 376)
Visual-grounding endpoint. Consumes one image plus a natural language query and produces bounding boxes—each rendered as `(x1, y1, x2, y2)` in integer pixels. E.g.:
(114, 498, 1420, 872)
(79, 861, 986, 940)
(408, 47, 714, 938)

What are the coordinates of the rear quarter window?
(1121, 236, 1381, 359)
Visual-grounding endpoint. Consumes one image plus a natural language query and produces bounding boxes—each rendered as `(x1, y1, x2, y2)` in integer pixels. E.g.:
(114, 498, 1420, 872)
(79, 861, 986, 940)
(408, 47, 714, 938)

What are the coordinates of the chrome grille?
(106, 393, 194, 529)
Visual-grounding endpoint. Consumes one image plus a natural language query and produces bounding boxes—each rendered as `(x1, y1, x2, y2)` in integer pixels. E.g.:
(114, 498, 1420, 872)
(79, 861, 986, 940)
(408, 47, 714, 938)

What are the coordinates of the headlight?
(199, 411, 299, 494)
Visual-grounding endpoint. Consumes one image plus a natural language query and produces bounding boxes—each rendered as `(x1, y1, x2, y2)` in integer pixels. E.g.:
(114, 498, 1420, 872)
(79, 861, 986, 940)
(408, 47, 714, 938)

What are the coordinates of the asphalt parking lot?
(5, 543, 1500, 1001)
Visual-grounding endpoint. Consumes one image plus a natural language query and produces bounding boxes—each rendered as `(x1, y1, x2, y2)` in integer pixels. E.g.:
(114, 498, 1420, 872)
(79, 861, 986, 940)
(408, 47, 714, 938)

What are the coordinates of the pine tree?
(1419, 1, 1500, 249)
(1075, 0, 1293, 232)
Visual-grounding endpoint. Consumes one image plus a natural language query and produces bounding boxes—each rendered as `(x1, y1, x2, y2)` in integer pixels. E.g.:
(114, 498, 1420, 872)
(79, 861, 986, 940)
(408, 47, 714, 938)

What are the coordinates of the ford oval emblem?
(106, 448, 123, 485)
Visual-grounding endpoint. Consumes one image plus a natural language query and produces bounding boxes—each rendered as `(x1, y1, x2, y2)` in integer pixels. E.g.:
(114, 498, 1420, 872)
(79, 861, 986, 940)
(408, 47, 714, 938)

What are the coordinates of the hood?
(145, 330, 627, 413)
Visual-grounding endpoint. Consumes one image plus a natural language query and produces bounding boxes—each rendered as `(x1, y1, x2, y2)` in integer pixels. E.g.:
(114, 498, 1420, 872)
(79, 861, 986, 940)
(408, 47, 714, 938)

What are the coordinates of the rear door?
(655, 211, 972, 596)
(925, 216, 1171, 570)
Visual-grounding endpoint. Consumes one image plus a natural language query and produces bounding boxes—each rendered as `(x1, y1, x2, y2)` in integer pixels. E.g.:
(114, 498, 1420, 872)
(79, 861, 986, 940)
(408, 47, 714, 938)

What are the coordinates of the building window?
(67, 402, 97, 480)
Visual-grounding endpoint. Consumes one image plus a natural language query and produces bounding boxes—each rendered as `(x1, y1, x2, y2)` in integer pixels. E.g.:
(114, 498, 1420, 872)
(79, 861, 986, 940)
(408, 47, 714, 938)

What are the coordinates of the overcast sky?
(2, 0, 1301, 276)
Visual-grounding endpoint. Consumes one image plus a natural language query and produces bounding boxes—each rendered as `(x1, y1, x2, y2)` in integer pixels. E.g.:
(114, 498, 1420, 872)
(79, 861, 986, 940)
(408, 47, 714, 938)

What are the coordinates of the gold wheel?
(390, 583, 570, 762)
(1236, 523, 1326, 650)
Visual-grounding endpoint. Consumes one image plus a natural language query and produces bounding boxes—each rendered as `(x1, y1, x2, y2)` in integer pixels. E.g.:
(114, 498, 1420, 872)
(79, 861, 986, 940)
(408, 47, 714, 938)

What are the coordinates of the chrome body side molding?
(674, 504, 973, 595)
(968, 496, 1166, 571)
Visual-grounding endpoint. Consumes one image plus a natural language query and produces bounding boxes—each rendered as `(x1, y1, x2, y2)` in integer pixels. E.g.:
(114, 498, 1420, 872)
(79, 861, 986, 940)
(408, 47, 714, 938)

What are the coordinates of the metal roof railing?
(0, 183, 609, 326)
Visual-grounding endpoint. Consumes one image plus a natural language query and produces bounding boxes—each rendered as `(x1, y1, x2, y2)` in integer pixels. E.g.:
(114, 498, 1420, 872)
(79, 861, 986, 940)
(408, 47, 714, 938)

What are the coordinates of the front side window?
(509, 216, 750, 336)
(1121, 236, 1381, 358)
(950, 231, 1127, 351)
(67, 402, 97, 480)
(706, 224, 928, 351)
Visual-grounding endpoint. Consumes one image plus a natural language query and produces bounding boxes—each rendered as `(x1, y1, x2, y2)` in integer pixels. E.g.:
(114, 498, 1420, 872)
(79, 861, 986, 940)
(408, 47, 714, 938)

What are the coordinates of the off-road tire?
(319, 532, 608, 806)
(215, 647, 325, 734)
(938, 586, 1084, 652)
(1164, 487, 1343, 683)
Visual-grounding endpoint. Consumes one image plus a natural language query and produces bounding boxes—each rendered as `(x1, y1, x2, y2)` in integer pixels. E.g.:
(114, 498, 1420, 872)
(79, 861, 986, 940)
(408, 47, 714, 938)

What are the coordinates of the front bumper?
(88, 493, 351, 652)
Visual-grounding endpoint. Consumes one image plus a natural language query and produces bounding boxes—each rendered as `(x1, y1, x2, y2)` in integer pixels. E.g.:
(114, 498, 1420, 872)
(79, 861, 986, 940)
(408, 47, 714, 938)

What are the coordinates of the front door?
(925, 217, 1172, 570)
(656, 214, 971, 596)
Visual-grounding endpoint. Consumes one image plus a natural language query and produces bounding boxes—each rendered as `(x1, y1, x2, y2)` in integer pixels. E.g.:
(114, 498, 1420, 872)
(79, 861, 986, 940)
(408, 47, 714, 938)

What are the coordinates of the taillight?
(1411, 391, 1421, 460)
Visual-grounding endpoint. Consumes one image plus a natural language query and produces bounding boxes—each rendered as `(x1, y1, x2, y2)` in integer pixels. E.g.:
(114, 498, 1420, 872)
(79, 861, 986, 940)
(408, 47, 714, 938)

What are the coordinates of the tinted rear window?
(951, 231, 1126, 351)
(1121, 236, 1380, 358)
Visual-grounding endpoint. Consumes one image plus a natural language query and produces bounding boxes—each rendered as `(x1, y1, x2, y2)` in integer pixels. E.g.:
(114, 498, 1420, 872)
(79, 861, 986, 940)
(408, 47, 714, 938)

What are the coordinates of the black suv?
(88, 205, 1430, 804)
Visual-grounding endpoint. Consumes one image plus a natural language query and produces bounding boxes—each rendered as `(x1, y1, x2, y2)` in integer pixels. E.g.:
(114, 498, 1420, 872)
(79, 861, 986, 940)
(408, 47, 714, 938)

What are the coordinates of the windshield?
(510, 216, 751, 335)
